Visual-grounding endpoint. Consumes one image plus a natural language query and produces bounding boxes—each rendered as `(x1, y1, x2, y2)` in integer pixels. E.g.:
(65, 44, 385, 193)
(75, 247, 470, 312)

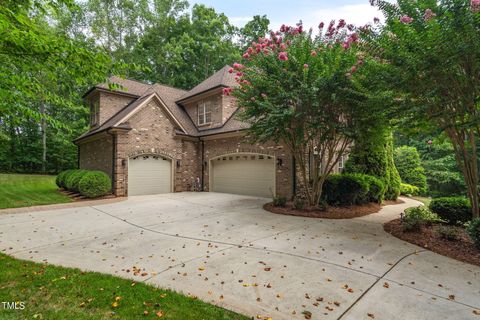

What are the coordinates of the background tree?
(232, 22, 373, 206)
(368, 0, 480, 218)
(394, 146, 427, 193)
(238, 15, 270, 50)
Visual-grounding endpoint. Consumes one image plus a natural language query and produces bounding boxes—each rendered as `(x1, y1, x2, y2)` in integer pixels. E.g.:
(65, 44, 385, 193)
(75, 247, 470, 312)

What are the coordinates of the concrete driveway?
(1, 193, 479, 319)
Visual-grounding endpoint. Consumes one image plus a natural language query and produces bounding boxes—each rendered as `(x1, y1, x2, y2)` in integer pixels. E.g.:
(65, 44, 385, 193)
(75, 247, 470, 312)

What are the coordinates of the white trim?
(208, 152, 276, 197)
(114, 93, 187, 133)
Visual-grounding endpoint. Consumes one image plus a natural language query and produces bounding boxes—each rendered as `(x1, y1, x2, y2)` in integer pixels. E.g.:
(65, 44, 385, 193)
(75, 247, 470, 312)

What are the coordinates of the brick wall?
(99, 92, 135, 126)
(78, 134, 113, 178)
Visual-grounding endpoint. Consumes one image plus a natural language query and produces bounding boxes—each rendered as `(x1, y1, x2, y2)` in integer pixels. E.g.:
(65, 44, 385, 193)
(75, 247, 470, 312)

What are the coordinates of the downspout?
(201, 139, 205, 191)
(292, 155, 296, 198)
(108, 131, 116, 193)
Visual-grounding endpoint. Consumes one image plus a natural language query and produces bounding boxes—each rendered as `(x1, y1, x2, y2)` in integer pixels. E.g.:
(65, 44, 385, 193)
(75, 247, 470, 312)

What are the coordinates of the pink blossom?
(424, 9, 436, 21)
(350, 66, 357, 73)
(242, 52, 250, 59)
(342, 41, 350, 50)
(311, 50, 317, 57)
(228, 68, 234, 74)
(472, 0, 480, 12)
(278, 51, 288, 61)
(303, 64, 309, 69)
(373, 17, 380, 24)
(263, 48, 270, 55)
(242, 80, 251, 86)
(400, 15, 414, 24)
(247, 47, 254, 54)
(318, 22, 324, 29)
(236, 72, 243, 77)
(233, 63, 244, 70)
(337, 19, 346, 28)
(280, 43, 287, 50)
(222, 87, 233, 95)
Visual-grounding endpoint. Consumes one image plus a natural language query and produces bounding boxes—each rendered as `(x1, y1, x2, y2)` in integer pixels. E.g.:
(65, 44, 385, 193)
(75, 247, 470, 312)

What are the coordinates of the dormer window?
(90, 99, 100, 126)
(198, 100, 212, 125)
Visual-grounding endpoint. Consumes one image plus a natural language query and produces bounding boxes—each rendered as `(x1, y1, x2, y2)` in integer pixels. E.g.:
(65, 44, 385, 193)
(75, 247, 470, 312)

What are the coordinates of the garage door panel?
(128, 156, 172, 196)
(211, 155, 275, 198)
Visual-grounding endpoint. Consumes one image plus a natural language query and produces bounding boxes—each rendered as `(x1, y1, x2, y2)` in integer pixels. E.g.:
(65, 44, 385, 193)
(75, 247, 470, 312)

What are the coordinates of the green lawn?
(411, 196, 432, 206)
(0, 253, 247, 320)
(0, 174, 71, 209)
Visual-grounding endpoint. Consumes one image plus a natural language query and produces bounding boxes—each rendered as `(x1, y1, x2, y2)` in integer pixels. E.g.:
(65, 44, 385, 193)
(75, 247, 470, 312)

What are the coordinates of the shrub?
(56, 169, 75, 189)
(400, 183, 420, 196)
(429, 197, 471, 225)
(394, 146, 427, 193)
(323, 173, 369, 206)
(402, 206, 442, 232)
(273, 195, 287, 207)
(466, 218, 480, 249)
(65, 169, 88, 192)
(364, 175, 385, 203)
(293, 197, 306, 210)
(78, 171, 111, 198)
(436, 225, 460, 241)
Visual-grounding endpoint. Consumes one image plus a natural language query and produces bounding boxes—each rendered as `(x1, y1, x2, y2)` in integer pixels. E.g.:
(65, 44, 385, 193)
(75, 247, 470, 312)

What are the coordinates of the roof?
(76, 69, 249, 142)
(177, 65, 237, 102)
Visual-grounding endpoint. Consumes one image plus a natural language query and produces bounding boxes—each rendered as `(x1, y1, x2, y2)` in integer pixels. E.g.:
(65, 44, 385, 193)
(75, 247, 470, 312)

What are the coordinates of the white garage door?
(128, 155, 172, 196)
(211, 154, 275, 197)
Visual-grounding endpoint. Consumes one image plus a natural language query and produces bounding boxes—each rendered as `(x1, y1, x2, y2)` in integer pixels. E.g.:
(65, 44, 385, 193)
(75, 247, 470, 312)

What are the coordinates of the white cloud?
(229, 16, 253, 27)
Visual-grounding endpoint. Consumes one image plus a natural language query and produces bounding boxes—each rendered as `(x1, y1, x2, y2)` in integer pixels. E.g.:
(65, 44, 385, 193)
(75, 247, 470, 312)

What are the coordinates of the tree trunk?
(40, 103, 47, 173)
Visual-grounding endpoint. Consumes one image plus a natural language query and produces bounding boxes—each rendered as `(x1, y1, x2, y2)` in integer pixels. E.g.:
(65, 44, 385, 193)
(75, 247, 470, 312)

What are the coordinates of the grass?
(0, 174, 71, 209)
(0, 253, 248, 320)
(411, 196, 432, 206)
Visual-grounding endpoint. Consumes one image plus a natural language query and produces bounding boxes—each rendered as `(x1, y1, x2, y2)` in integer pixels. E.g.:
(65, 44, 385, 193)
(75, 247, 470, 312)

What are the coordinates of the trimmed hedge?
(78, 171, 111, 198)
(323, 173, 384, 206)
(57, 169, 112, 198)
(429, 197, 471, 224)
(400, 183, 420, 196)
(65, 170, 88, 192)
(56, 169, 75, 189)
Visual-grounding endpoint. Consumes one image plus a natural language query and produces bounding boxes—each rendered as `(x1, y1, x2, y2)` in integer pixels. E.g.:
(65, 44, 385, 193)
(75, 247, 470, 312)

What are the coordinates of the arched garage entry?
(128, 154, 173, 196)
(210, 153, 275, 198)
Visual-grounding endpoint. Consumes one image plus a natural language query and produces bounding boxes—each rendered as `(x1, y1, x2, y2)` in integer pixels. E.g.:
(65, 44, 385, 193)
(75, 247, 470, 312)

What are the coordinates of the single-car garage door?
(211, 154, 275, 197)
(128, 155, 172, 196)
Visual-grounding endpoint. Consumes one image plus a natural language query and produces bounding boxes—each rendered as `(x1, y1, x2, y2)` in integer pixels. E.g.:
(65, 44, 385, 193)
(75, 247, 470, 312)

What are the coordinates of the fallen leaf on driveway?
(448, 295, 455, 300)
(302, 310, 312, 319)
(383, 282, 389, 288)
(473, 310, 480, 315)
(367, 313, 375, 318)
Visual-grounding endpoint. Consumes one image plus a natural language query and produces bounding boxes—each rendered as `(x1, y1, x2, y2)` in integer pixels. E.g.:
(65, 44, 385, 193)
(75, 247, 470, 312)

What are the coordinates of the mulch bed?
(60, 189, 116, 201)
(263, 199, 404, 219)
(384, 219, 480, 267)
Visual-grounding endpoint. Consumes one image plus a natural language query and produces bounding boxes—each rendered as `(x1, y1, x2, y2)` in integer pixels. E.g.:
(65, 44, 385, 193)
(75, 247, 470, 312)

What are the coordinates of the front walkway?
(0, 193, 478, 319)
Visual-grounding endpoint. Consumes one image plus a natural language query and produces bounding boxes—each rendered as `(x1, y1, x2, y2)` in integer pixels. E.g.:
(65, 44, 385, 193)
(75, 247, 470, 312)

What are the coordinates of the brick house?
(75, 66, 346, 198)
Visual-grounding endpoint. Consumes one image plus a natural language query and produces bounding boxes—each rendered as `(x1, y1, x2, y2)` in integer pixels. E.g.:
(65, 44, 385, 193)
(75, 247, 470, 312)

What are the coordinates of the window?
(338, 155, 345, 170)
(90, 99, 100, 125)
(198, 101, 212, 125)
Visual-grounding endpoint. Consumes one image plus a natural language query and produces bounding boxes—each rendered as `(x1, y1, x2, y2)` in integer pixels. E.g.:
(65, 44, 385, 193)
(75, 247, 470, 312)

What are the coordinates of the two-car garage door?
(128, 155, 172, 196)
(210, 154, 275, 198)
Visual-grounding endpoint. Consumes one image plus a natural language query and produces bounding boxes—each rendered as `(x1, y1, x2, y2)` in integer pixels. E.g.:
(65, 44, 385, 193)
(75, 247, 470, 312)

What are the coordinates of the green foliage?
(273, 195, 287, 207)
(323, 174, 370, 206)
(384, 134, 401, 200)
(402, 206, 442, 232)
(238, 15, 270, 50)
(293, 197, 306, 210)
(369, 0, 480, 219)
(363, 175, 386, 203)
(78, 171, 111, 198)
(65, 169, 88, 192)
(56, 169, 76, 188)
(436, 225, 460, 241)
(466, 218, 480, 248)
(400, 183, 420, 196)
(429, 197, 472, 224)
(394, 146, 427, 193)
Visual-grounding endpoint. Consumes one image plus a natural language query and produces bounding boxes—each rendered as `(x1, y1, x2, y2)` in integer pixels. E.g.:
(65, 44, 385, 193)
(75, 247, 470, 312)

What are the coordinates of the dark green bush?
(273, 195, 287, 207)
(394, 146, 427, 193)
(400, 183, 420, 196)
(323, 173, 369, 206)
(78, 171, 111, 198)
(65, 169, 88, 192)
(429, 197, 471, 224)
(363, 175, 385, 203)
(55, 169, 75, 189)
(466, 218, 480, 249)
(402, 206, 442, 232)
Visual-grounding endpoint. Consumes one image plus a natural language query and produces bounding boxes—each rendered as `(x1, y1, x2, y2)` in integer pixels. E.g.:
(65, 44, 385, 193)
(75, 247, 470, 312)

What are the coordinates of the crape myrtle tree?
(367, 0, 480, 218)
(227, 22, 374, 206)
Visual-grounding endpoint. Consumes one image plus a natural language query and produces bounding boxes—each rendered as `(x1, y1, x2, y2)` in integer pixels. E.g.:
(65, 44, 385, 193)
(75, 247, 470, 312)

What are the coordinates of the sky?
(192, 0, 384, 30)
